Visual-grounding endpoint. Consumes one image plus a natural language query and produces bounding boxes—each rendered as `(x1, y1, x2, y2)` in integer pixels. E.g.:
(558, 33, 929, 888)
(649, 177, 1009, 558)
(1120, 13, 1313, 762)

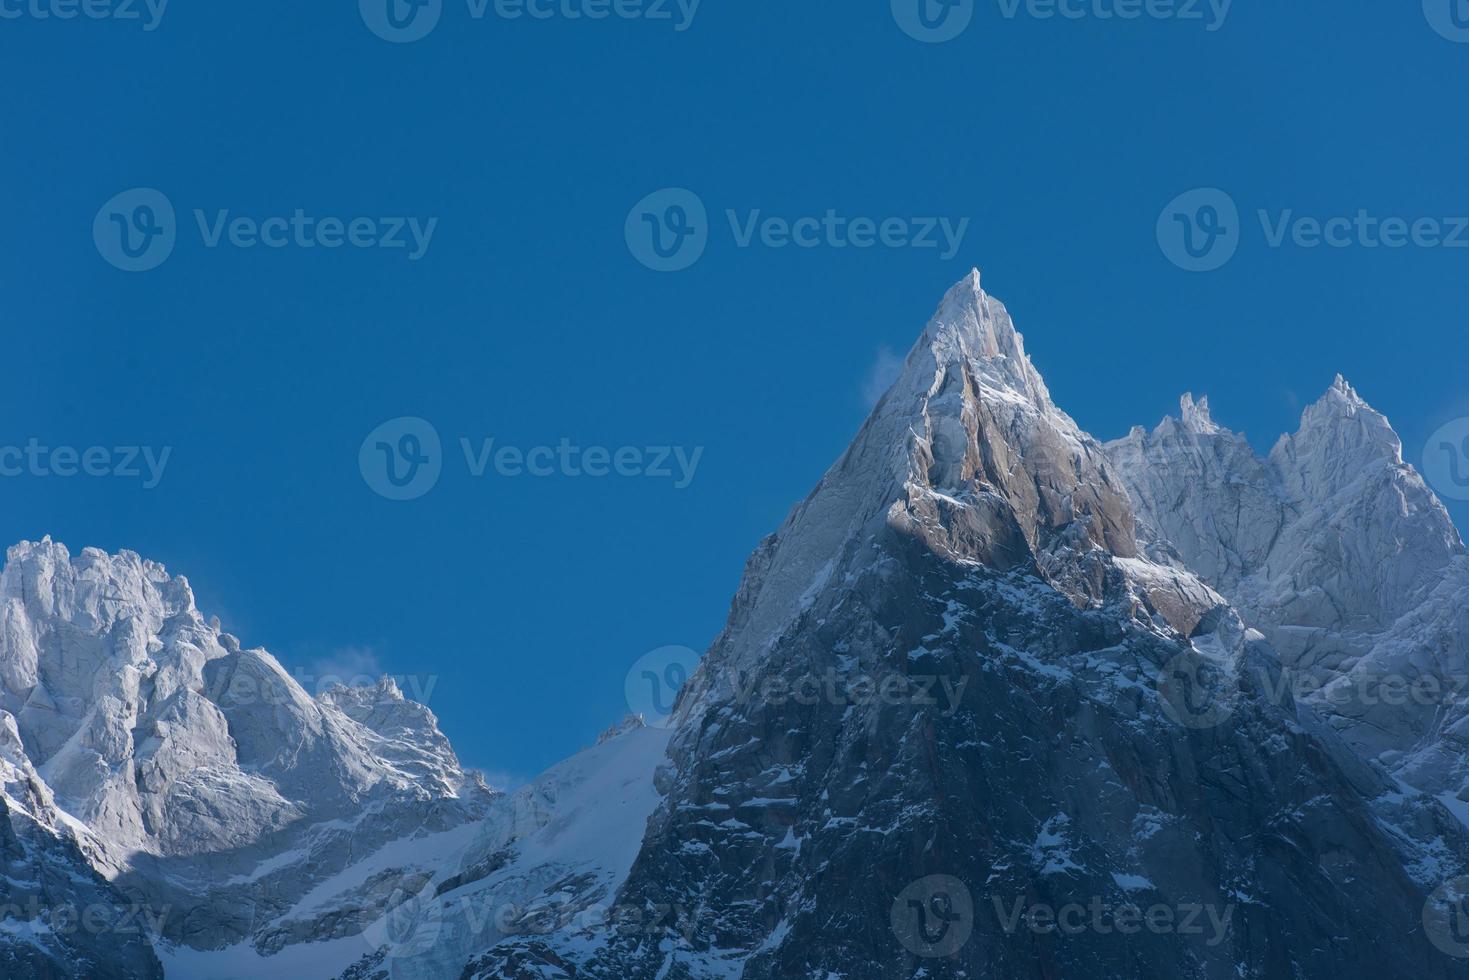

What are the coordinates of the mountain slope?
(0, 539, 494, 966)
(439, 271, 1469, 979)
(331, 717, 672, 980)
(8, 272, 1469, 979)
(1106, 384, 1469, 798)
(0, 794, 164, 979)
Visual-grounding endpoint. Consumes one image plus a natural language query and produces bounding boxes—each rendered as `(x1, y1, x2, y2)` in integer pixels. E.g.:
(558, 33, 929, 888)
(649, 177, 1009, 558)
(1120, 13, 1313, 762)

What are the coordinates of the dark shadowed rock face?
(457, 272, 1469, 980)
(9, 273, 1469, 980)
(587, 539, 1467, 979)
(0, 796, 164, 979)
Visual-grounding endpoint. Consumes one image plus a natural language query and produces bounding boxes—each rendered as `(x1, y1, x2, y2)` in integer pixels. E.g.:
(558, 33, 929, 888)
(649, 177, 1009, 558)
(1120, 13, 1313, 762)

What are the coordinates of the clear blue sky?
(2, 1, 1466, 781)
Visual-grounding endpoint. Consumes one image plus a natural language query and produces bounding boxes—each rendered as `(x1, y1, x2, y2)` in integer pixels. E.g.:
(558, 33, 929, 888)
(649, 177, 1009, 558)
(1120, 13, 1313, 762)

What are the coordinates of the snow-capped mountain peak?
(919, 267, 1054, 408)
(573, 272, 1469, 979)
(9, 273, 1469, 980)
(1178, 392, 1221, 435)
(1108, 381, 1469, 789)
(0, 538, 493, 968)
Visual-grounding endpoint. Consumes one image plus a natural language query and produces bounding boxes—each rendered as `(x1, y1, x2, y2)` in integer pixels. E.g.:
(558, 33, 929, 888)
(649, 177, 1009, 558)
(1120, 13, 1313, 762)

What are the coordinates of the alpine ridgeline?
(0, 540, 493, 977)
(368, 271, 1469, 980)
(5, 271, 1469, 979)
(1107, 381, 1469, 803)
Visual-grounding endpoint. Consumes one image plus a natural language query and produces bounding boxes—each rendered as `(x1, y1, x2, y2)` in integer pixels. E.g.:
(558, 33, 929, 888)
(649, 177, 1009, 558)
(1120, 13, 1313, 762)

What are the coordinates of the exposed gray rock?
(8, 271, 1469, 980)
(0, 539, 493, 969)
(451, 272, 1469, 979)
(0, 794, 163, 979)
(1106, 379, 1469, 797)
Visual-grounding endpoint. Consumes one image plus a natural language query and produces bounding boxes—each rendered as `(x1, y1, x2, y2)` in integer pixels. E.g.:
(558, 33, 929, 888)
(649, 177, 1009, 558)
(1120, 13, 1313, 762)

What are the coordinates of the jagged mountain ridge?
(1106, 382, 1469, 800)
(441, 272, 1469, 978)
(0, 539, 493, 974)
(5, 271, 1469, 978)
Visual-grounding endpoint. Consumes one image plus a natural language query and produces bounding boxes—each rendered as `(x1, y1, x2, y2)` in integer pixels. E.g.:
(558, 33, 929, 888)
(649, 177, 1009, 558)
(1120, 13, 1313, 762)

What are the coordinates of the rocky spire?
(1178, 393, 1221, 435)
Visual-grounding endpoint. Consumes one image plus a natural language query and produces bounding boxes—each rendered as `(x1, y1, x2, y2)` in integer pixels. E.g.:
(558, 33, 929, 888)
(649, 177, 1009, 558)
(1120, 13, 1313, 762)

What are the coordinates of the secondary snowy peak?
(1106, 385, 1469, 787)
(0, 538, 494, 960)
(0, 538, 484, 857)
(1270, 373, 1413, 505)
(1113, 378, 1465, 618)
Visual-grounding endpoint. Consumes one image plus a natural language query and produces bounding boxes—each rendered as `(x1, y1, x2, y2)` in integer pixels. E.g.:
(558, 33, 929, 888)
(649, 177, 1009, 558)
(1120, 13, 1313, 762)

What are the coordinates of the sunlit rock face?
(0, 538, 493, 963)
(1107, 377, 1469, 794)
(8, 273, 1469, 979)
(450, 273, 1469, 979)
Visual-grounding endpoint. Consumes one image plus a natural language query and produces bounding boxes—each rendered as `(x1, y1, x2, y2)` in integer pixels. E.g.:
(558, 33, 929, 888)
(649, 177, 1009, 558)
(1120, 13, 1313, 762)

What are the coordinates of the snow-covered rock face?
(0, 794, 164, 979)
(1106, 381, 1469, 790)
(688, 272, 1150, 690)
(328, 718, 672, 980)
(441, 272, 1469, 979)
(9, 271, 1469, 979)
(0, 539, 494, 963)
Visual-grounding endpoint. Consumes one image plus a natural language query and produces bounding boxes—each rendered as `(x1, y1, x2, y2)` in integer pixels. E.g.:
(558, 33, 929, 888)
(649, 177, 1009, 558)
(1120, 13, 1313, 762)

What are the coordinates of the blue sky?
(2, 1, 1467, 781)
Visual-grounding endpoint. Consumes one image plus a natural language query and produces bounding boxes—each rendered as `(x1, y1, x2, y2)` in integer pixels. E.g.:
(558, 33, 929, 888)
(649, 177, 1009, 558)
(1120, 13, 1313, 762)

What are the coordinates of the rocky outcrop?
(8, 271, 1469, 980)
(0, 795, 163, 979)
(437, 271, 1469, 979)
(0, 539, 493, 965)
(1106, 380, 1469, 797)
(334, 719, 672, 980)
